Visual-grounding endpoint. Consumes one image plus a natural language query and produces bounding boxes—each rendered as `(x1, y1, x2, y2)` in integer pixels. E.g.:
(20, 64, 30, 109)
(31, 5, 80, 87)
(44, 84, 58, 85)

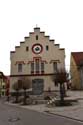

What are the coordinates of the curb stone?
(45, 111, 83, 123)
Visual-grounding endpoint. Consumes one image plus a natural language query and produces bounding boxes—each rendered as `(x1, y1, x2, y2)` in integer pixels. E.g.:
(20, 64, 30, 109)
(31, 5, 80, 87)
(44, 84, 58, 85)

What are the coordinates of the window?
(46, 45, 49, 51)
(2, 85, 5, 89)
(41, 62, 44, 73)
(2, 91, 4, 96)
(36, 35, 38, 40)
(36, 60, 39, 73)
(31, 60, 45, 74)
(31, 62, 34, 74)
(18, 64, 22, 72)
(26, 46, 29, 51)
(53, 62, 57, 72)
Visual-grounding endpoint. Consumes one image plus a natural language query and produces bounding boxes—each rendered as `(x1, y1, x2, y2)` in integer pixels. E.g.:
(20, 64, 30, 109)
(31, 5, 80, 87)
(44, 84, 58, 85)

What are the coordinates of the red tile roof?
(71, 52, 83, 66)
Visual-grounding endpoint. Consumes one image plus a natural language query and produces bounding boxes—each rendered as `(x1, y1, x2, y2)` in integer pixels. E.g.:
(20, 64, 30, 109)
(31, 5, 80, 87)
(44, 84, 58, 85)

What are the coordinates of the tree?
(21, 77, 31, 105)
(12, 80, 22, 103)
(52, 69, 68, 105)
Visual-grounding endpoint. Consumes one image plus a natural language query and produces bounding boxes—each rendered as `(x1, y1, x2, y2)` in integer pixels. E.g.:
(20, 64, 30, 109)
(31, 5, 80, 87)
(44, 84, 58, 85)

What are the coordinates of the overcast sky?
(0, 0, 83, 75)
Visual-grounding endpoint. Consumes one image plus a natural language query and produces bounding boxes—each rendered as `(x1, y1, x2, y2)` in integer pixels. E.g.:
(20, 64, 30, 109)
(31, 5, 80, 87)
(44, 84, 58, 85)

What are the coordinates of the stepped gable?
(10, 27, 65, 53)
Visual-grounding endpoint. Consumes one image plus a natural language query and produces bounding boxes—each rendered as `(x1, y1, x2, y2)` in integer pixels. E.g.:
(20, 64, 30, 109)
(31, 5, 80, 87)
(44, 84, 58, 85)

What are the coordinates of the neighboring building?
(0, 72, 9, 96)
(70, 52, 83, 90)
(5, 76, 10, 96)
(10, 27, 65, 95)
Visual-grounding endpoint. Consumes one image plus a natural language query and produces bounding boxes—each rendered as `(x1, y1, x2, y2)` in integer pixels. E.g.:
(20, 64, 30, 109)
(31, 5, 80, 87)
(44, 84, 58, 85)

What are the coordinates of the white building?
(10, 27, 65, 95)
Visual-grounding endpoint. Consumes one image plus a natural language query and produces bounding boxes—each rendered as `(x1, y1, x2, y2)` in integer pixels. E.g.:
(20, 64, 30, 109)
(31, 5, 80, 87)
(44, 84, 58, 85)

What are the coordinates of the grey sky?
(0, 0, 83, 75)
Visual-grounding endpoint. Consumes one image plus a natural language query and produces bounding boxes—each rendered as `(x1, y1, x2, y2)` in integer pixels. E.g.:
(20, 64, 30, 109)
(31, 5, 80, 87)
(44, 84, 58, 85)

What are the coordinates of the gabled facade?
(10, 27, 65, 94)
(70, 52, 83, 90)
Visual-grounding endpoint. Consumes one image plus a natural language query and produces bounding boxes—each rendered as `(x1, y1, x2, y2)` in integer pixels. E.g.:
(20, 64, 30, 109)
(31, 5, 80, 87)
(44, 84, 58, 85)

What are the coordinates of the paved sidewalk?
(5, 91, 83, 122)
(20, 100, 83, 121)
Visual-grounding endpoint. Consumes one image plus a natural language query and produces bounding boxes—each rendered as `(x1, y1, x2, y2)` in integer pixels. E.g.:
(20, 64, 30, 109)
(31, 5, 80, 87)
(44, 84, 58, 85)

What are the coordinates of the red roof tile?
(71, 52, 83, 66)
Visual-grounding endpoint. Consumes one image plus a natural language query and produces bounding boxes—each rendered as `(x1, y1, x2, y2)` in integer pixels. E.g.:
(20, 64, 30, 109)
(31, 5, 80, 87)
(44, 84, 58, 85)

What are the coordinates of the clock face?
(32, 44, 43, 54)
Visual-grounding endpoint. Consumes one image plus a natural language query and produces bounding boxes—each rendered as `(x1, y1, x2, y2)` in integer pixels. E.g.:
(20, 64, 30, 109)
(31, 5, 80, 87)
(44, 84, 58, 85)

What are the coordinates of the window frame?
(18, 63, 22, 72)
(36, 35, 38, 40)
(26, 46, 29, 51)
(53, 62, 57, 72)
(46, 45, 49, 51)
(31, 62, 34, 74)
(35, 60, 40, 74)
(41, 62, 44, 73)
